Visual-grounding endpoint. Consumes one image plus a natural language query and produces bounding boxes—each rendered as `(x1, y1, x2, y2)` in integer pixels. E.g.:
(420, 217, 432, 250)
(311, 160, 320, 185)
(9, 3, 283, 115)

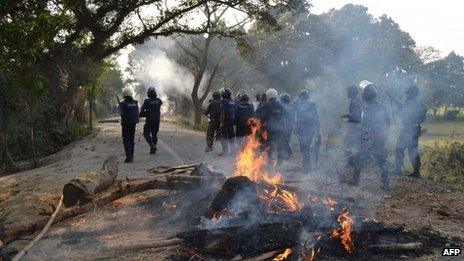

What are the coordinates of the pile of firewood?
(1, 158, 461, 261)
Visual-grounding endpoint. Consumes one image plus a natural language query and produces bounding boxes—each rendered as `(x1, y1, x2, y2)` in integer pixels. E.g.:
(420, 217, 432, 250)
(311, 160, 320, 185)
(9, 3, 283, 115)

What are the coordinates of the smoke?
(118, 39, 196, 115)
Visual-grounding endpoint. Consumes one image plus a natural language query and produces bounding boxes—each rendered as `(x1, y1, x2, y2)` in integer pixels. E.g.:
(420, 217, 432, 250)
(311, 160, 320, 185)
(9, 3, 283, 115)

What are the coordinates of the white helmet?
(122, 87, 134, 98)
(359, 80, 373, 89)
(265, 88, 278, 100)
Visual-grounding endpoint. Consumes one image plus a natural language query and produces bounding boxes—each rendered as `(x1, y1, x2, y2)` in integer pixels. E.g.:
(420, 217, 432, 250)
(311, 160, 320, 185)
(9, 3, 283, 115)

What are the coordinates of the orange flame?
(331, 209, 355, 254)
(234, 118, 303, 212)
(274, 248, 292, 261)
(321, 197, 337, 210)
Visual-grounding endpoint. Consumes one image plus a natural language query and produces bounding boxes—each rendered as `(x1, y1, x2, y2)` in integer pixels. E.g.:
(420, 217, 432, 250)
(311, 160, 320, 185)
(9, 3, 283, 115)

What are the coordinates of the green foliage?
(422, 141, 464, 186)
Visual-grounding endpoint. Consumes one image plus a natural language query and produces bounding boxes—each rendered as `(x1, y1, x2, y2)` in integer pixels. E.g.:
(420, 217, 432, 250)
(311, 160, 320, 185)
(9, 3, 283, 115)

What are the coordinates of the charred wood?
(176, 222, 303, 256)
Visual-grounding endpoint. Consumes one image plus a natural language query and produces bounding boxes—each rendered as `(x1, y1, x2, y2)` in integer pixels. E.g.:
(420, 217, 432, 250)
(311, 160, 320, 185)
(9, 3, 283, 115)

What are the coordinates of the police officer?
(341, 85, 362, 167)
(235, 93, 255, 138)
(280, 93, 293, 159)
(205, 91, 223, 152)
(351, 82, 390, 190)
(394, 85, 427, 178)
(118, 87, 139, 163)
(258, 88, 286, 164)
(139, 87, 162, 154)
(220, 88, 236, 156)
(294, 89, 320, 173)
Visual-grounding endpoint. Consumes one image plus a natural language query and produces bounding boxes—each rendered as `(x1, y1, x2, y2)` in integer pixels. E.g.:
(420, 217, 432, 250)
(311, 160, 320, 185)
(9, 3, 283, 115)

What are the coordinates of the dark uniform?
(394, 86, 427, 177)
(342, 85, 362, 166)
(280, 93, 293, 159)
(205, 93, 223, 152)
(119, 95, 139, 163)
(220, 89, 236, 155)
(294, 91, 319, 173)
(352, 85, 390, 189)
(258, 91, 286, 164)
(139, 89, 162, 154)
(235, 97, 255, 137)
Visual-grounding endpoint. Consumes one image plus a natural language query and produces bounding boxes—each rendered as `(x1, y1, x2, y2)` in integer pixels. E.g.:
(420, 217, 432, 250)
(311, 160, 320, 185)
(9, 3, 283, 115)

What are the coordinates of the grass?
(421, 121, 464, 146)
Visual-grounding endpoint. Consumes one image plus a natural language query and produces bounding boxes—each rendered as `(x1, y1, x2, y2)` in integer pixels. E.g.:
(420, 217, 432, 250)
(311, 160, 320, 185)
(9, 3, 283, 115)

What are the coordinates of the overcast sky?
(311, 0, 464, 56)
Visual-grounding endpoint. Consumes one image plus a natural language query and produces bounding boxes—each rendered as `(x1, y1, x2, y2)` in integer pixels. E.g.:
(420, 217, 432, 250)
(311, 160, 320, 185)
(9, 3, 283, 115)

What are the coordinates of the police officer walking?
(280, 93, 293, 160)
(351, 82, 390, 189)
(294, 90, 320, 173)
(118, 87, 139, 163)
(235, 93, 255, 138)
(257, 88, 286, 164)
(341, 85, 362, 167)
(394, 85, 427, 178)
(205, 91, 223, 152)
(139, 87, 162, 155)
(220, 88, 236, 156)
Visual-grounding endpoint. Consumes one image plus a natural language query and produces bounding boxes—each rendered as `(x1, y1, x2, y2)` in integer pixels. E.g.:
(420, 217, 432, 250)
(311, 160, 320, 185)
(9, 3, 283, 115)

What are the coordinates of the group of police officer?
(118, 80, 426, 191)
(204, 87, 321, 174)
(118, 87, 162, 163)
(203, 80, 426, 191)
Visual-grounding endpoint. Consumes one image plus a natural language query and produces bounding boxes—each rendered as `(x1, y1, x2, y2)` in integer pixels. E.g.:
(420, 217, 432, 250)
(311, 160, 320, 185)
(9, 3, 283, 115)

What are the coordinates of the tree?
(0, 0, 277, 165)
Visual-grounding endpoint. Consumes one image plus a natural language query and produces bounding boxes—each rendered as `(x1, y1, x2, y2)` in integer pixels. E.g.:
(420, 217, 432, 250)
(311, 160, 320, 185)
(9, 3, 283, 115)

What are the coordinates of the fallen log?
(0, 178, 192, 242)
(63, 156, 118, 207)
(176, 222, 303, 256)
(368, 242, 423, 252)
(103, 238, 182, 252)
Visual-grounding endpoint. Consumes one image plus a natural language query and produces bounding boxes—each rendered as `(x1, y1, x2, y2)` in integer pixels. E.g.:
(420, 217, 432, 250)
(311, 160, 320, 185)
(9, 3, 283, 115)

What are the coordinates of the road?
(1, 121, 463, 260)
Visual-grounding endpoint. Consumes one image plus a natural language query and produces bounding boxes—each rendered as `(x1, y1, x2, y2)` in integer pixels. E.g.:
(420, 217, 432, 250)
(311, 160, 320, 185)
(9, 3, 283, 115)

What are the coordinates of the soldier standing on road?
(341, 85, 362, 167)
(394, 85, 427, 178)
(118, 87, 139, 163)
(257, 88, 286, 165)
(294, 89, 320, 174)
(220, 88, 236, 156)
(235, 93, 255, 138)
(139, 87, 162, 155)
(350, 82, 390, 190)
(280, 93, 293, 160)
(205, 91, 223, 152)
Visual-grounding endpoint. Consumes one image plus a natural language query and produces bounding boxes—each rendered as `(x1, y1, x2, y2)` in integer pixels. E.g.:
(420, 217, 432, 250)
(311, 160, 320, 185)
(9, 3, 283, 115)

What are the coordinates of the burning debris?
(2, 126, 462, 260)
(330, 209, 355, 254)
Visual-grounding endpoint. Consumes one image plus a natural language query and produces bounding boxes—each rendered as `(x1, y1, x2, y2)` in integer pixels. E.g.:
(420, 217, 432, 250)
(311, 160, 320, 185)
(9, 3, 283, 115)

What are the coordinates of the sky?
(310, 0, 464, 56)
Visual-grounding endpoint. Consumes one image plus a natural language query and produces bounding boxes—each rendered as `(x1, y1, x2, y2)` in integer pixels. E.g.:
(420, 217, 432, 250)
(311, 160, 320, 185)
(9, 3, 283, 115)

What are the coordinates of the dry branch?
(147, 164, 198, 173)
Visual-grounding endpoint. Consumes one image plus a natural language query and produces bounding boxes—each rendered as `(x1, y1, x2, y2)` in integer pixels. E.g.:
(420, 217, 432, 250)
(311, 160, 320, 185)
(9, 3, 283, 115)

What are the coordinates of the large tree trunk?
(62, 156, 118, 207)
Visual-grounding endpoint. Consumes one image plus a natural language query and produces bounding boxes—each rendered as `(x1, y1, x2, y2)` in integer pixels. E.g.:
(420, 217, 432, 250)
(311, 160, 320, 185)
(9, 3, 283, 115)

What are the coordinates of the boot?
(124, 157, 133, 163)
(408, 167, 420, 178)
(150, 146, 157, 154)
(205, 146, 213, 152)
(380, 181, 390, 190)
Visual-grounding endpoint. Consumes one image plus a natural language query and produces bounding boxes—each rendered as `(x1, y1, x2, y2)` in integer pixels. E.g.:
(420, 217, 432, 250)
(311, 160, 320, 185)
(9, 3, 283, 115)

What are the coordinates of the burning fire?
(321, 197, 337, 211)
(234, 118, 303, 212)
(331, 209, 355, 254)
(274, 248, 293, 261)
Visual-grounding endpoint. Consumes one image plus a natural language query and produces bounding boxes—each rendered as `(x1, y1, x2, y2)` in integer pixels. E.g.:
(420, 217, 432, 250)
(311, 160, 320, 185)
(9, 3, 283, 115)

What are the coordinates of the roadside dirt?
(1, 121, 462, 260)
